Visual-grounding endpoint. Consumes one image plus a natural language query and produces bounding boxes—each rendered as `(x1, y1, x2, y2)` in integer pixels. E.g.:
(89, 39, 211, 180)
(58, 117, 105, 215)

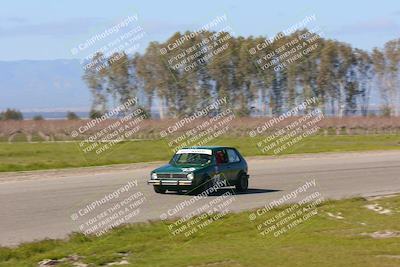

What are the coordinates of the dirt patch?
(376, 255, 400, 259)
(107, 260, 129, 266)
(361, 230, 400, 239)
(326, 212, 344, 219)
(38, 254, 86, 266)
(38, 252, 131, 266)
(187, 259, 242, 267)
(364, 204, 392, 215)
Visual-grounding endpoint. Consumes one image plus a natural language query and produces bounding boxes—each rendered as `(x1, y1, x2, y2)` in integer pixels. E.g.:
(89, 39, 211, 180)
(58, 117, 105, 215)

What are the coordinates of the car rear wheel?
(153, 186, 166, 194)
(235, 173, 248, 192)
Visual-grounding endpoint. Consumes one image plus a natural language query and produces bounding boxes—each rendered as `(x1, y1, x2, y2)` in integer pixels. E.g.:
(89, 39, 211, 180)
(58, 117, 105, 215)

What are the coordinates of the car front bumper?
(147, 179, 193, 186)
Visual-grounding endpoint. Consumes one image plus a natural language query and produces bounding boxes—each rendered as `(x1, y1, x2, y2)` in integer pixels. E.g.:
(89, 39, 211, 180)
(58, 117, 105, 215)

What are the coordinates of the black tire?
(153, 186, 166, 194)
(235, 173, 249, 192)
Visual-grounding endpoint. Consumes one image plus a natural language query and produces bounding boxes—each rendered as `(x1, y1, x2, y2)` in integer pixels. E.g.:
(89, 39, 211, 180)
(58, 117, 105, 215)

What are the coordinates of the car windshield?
(171, 153, 211, 165)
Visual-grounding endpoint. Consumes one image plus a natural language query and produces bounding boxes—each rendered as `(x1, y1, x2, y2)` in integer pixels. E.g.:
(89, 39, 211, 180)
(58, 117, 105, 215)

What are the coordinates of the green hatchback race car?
(147, 146, 249, 194)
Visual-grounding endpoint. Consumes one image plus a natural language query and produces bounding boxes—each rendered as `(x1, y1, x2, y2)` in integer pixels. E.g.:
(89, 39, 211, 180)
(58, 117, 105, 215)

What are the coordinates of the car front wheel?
(235, 173, 248, 192)
(153, 186, 166, 194)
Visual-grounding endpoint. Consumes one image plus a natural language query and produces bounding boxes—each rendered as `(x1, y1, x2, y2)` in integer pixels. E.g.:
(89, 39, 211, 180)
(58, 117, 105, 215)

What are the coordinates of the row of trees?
(0, 110, 80, 120)
(0, 109, 23, 120)
(83, 29, 400, 118)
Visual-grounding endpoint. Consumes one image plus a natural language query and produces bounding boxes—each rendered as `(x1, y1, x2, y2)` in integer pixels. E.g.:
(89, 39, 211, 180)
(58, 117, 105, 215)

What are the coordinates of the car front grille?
(157, 173, 187, 179)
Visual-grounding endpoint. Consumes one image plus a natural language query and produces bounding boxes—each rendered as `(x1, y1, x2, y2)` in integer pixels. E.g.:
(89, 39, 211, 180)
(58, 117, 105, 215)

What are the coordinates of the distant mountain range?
(0, 59, 91, 113)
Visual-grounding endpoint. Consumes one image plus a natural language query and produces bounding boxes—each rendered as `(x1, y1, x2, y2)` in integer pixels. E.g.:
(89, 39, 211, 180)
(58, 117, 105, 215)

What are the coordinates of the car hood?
(153, 163, 206, 173)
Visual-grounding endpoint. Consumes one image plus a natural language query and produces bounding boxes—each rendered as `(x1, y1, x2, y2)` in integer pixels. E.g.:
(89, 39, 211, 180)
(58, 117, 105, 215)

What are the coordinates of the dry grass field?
(1, 117, 400, 143)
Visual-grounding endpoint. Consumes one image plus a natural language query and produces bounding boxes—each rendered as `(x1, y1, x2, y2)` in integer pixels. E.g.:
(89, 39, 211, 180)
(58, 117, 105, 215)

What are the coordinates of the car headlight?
(151, 173, 157, 180)
(187, 173, 194, 180)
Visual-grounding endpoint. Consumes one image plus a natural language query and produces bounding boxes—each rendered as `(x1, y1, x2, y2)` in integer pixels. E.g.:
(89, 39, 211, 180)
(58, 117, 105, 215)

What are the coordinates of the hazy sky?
(1, 0, 400, 60)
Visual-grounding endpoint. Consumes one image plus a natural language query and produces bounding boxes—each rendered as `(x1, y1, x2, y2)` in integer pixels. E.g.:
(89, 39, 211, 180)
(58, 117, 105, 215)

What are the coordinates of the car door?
(214, 149, 230, 183)
(226, 148, 242, 182)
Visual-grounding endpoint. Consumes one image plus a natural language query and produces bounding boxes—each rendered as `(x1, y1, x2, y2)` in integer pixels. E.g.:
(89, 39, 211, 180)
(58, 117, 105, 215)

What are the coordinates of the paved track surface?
(1, 150, 400, 246)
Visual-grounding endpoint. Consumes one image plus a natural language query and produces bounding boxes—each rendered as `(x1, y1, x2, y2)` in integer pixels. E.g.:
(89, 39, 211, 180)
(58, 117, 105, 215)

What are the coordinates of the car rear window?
(227, 149, 240, 163)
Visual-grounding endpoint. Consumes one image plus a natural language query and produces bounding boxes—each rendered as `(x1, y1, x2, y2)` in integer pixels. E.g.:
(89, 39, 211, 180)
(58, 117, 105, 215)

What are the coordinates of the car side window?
(227, 149, 240, 163)
(215, 150, 229, 164)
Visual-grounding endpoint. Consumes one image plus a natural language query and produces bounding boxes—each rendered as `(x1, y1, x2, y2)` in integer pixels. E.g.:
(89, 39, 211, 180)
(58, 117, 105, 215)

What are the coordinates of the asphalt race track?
(1, 150, 400, 246)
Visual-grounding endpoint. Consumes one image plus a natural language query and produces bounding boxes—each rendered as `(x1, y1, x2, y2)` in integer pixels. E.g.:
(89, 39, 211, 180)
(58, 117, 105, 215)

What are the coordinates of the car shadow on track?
(168, 188, 281, 196)
(215, 188, 281, 196)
